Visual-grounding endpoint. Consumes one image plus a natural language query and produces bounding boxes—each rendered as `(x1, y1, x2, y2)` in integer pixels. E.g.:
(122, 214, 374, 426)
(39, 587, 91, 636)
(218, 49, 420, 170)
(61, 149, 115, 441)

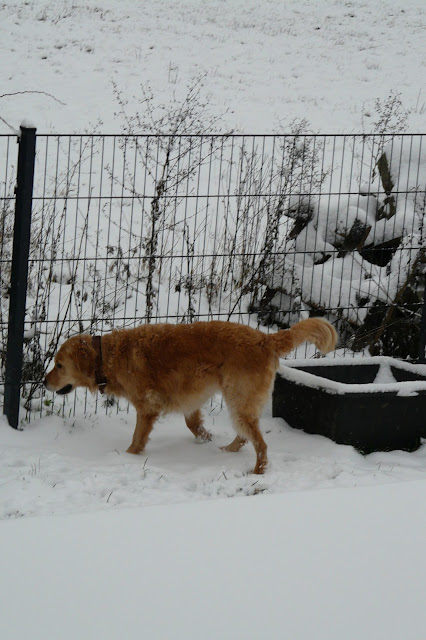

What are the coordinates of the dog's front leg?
(126, 411, 158, 455)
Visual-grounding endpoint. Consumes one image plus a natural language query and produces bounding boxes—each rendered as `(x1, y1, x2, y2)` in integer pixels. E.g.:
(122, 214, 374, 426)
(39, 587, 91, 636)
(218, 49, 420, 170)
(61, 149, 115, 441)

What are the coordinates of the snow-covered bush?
(248, 134, 426, 359)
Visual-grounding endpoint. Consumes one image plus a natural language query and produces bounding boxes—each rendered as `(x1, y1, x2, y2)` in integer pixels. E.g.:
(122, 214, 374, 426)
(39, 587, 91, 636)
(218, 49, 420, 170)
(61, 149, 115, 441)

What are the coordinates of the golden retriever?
(44, 318, 337, 474)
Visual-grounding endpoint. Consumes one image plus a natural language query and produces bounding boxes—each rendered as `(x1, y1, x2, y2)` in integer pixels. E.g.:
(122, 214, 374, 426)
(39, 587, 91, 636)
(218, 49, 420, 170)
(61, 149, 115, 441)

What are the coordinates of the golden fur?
(44, 318, 337, 474)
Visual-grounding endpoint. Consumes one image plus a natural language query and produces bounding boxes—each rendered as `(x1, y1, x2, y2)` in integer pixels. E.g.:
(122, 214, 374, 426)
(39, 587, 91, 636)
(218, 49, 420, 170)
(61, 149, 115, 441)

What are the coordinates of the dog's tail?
(267, 318, 337, 356)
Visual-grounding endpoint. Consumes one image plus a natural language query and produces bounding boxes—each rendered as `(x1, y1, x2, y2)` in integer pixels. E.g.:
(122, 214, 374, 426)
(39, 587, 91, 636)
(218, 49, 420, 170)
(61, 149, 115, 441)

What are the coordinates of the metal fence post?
(3, 125, 36, 428)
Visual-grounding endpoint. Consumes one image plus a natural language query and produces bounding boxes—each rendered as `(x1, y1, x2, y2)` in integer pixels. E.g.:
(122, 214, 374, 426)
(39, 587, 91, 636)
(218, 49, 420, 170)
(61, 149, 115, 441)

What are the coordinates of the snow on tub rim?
(277, 356, 426, 397)
(272, 356, 426, 454)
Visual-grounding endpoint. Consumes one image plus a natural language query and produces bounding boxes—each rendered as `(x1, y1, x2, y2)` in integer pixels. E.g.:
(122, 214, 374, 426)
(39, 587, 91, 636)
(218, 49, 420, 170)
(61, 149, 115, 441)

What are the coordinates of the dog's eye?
(56, 362, 62, 369)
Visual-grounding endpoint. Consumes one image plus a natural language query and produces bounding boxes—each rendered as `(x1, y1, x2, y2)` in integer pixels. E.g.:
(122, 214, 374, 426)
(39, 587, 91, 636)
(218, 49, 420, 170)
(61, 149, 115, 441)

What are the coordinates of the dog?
(44, 318, 337, 474)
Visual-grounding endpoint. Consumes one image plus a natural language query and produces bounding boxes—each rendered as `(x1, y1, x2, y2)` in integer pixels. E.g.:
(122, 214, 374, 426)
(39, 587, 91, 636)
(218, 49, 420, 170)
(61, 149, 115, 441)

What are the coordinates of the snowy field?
(1, 0, 425, 135)
(1, 1, 426, 638)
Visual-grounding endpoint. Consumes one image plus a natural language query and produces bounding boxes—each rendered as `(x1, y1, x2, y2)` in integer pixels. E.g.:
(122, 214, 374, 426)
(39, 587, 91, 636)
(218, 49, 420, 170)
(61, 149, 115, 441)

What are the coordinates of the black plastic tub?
(272, 357, 426, 454)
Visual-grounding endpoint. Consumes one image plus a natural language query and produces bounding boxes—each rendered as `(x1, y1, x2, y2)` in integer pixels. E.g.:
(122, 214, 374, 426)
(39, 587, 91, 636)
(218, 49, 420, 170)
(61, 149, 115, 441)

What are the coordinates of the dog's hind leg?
(184, 409, 212, 442)
(126, 411, 158, 454)
(223, 391, 268, 474)
(234, 413, 267, 475)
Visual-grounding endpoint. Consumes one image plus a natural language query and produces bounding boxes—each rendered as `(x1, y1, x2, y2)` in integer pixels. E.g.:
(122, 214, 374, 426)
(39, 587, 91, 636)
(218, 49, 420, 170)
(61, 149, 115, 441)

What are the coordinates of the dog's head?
(44, 335, 97, 395)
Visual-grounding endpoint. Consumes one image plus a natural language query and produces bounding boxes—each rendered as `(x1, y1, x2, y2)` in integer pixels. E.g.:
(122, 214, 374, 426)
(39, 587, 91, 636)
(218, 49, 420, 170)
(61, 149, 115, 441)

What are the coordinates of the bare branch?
(0, 115, 18, 134)
(0, 90, 66, 106)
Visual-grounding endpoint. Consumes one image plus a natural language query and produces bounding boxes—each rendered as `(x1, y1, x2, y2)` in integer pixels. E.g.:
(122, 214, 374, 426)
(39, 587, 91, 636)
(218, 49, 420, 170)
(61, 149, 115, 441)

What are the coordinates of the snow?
(1, 0, 425, 135)
(279, 356, 426, 395)
(373, 360, 397, 384)
(2, 1, 426, 637)
(5, 401, 426, 519)
(19, 118, 37, 130)
(2, 399, 426, 640)
(1, 480, 426, 640)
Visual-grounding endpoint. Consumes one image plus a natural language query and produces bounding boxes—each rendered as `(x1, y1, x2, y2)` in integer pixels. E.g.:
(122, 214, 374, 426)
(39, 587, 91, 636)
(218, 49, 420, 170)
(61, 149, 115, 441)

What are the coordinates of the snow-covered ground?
(2, 398, 426, 639)
(2, 479, 426, 640)
(3, 397, 426, 519)
(1, 1, 426, 638)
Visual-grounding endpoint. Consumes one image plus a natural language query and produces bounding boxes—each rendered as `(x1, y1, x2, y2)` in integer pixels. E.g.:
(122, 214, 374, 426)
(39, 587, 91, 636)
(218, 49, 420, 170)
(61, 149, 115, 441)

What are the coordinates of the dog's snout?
(44, 373, 53, 391)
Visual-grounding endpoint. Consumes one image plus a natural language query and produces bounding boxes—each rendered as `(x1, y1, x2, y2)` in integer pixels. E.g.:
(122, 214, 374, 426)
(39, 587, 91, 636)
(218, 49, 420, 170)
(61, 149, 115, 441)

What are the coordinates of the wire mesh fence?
(1, 132, 425, 422)
(0, 135, 16, 346)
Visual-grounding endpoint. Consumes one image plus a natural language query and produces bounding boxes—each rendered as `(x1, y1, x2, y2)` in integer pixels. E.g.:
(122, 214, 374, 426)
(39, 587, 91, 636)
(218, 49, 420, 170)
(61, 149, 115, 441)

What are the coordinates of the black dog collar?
(91, 335, 108, 393)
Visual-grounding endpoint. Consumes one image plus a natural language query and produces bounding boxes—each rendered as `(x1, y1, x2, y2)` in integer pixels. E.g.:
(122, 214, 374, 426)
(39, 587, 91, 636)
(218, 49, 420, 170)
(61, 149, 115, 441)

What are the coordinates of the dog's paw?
(251, 462, 267, 475)
(126, 445, 142, 455)
(194, 428, 212, 443)
(220, 436, 247, 453)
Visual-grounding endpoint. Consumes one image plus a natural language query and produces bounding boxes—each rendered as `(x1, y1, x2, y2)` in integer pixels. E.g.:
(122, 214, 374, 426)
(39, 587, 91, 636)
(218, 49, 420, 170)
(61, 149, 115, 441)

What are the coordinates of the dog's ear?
(72, 337, 96, 377)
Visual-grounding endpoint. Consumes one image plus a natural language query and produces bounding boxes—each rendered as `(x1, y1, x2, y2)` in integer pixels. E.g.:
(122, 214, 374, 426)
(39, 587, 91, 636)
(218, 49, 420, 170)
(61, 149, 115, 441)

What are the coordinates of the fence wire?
(0, 133, 425, 420)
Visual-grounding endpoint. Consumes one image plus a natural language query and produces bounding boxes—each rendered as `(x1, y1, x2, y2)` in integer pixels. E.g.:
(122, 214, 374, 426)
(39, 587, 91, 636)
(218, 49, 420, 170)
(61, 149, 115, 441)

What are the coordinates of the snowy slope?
(1, 0, 425, 135)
